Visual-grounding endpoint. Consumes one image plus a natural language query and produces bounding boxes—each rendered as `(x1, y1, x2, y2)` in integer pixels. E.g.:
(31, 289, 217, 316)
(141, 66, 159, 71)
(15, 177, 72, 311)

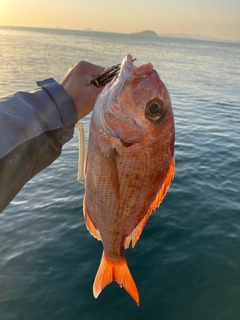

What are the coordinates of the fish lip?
(108, 54, 154, 92)
(120, 54, 154, 80)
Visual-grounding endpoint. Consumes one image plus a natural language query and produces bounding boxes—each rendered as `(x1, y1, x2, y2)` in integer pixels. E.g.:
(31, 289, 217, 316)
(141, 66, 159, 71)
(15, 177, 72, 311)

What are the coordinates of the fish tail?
(93, 251, 140, 306)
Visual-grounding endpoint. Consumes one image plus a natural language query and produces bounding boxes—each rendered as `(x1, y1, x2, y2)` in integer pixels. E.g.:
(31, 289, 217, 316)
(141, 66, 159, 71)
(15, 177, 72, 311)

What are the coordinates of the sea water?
(0, 26, 240, 320)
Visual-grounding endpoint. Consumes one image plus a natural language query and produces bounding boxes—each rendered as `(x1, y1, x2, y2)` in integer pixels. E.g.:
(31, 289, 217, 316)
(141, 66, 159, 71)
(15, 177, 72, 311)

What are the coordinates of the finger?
(89, 63, 105, 78)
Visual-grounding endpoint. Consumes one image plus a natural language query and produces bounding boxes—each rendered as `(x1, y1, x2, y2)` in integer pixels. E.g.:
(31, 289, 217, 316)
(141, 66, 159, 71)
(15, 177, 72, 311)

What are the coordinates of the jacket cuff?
(36, 78, 78, 128)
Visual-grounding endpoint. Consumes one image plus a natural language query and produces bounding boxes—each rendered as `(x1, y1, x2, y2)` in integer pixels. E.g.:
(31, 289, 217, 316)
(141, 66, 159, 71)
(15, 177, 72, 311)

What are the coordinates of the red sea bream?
(83, 54, 175, 305)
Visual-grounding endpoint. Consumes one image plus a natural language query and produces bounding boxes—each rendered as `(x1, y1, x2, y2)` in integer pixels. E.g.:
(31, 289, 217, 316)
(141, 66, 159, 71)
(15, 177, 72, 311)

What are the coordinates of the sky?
(0, 0, 240, 41)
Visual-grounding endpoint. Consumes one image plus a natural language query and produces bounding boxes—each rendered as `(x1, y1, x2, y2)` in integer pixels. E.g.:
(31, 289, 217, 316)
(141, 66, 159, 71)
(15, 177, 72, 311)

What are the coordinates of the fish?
(83, 54, 175, 306)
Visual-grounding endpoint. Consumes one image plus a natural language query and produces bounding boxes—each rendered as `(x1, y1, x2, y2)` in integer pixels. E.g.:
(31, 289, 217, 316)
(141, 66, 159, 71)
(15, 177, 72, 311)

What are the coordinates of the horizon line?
(1, 25, 239, 44)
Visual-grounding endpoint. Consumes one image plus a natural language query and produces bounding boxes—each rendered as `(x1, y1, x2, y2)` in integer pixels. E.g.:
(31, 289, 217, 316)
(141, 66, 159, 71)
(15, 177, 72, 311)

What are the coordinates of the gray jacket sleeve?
(0, 78, 78, 212)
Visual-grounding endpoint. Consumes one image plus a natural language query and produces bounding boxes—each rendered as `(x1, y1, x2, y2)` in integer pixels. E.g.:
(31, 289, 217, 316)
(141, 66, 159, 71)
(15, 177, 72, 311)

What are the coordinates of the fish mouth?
(119, 54, 154, 83)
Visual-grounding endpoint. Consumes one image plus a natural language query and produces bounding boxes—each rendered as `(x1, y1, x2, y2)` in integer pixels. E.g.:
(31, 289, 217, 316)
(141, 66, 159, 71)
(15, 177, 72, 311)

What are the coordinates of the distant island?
(131, 30, 158, 37)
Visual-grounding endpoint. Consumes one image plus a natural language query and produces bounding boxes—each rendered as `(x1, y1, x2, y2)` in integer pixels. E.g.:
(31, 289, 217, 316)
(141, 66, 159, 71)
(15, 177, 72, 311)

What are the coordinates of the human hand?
(60, 61, 105, 120)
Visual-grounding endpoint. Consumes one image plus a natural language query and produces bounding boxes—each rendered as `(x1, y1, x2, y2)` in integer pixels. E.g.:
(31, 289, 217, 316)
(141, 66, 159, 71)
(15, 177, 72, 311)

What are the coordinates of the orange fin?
(83, 197, 101, 241)
(124, 158, 175, 249)
(93, 251, 140, 306)
(124, 214, 149, 249)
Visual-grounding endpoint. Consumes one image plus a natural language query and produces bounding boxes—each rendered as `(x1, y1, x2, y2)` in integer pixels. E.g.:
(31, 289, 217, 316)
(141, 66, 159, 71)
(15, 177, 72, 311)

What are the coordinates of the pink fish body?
(83, 54, 175, 305)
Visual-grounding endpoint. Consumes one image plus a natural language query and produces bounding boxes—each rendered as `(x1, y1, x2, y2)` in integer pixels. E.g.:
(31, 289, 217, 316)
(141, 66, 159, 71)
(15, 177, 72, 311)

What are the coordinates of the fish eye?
(149, 103, 160, 114)
(145, 99, 165, 121)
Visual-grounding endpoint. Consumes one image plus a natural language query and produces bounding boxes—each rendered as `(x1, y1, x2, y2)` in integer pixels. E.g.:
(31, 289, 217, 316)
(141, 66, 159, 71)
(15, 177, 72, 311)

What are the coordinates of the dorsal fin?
(124, 158, 175, 249)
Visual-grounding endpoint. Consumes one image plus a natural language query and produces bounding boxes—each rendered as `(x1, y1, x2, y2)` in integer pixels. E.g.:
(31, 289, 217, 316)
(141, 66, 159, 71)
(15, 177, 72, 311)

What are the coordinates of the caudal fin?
(93, 251, 140, 306)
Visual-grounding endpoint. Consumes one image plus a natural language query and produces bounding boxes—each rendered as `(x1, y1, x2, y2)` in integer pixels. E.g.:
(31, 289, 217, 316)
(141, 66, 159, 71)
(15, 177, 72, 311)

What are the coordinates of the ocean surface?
(0, 26, 240, 320)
